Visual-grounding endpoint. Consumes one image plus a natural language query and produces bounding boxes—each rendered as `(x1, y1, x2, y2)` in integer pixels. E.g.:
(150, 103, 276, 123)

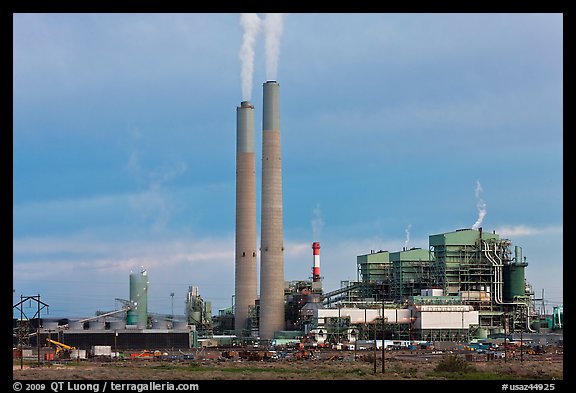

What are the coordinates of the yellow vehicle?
(46, 338, 77, 358)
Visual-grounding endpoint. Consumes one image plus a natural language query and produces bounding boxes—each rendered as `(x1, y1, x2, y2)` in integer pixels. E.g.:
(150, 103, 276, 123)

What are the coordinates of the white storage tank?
(89, 320, 106, 330)
(108, 319, 126, 330)
(69, 349, 87, 359)
(43, 320, 59, 330)
(91, 346, 112, 357)
(431, 288, 444, 296)
(68, 320, 84, 330)
(152, 319, 169, 329)
(172, 320, 188, 330)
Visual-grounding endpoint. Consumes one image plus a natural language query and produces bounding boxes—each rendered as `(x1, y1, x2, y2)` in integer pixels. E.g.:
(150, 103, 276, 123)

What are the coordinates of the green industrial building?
(321, 228, 541, 340)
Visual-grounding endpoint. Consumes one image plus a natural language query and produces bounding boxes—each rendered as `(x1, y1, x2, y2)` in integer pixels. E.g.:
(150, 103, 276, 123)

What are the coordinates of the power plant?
(224, 77, 561, 344)
(313, 228, 547, 344)
(13, 79, 562, 359)
(12, 15, 562, 377)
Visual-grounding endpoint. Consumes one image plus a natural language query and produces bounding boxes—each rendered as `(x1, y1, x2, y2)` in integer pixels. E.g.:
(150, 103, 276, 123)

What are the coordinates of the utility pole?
(351, 329, 357, 361)
(20, 295, 23, 370)
(13, 294, 49, 369)
(382, 316, 386, 373)
(338, 305, 341, 344)
(504, 313, 508, 363)
(37, 294, 40, 367)
(373, 321, 377, 374)
(381, 284, 385, 374)
(541, 288, 546, 317)
(520, 307, 524, 363)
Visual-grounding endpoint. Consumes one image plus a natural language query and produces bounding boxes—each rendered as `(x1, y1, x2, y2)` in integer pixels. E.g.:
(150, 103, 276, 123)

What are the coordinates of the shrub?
(435, 354, 473, 373)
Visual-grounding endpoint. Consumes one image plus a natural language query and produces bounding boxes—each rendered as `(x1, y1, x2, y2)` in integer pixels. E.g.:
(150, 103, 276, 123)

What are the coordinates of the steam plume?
(239, 13, 261, 100)
(471, 180, 487, 230)
(404, 224, 411, 249)
(311, 204, 324, 240)
(263, 13, 284, 81)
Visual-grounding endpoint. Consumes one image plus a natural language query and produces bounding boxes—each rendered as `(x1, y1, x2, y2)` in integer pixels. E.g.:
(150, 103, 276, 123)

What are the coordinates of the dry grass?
(13, 350, 563, 381)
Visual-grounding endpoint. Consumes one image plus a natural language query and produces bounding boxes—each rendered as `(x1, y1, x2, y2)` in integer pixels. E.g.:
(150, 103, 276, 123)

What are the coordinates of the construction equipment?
(129, 350, 167, 359)
(221, 350, 239, 359)
(46, 338, 77, 358)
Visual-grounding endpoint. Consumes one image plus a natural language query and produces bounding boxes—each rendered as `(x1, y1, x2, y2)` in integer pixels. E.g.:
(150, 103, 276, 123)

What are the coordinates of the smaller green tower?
(127, 268, 148, 328)
(503, 246, 528, 301)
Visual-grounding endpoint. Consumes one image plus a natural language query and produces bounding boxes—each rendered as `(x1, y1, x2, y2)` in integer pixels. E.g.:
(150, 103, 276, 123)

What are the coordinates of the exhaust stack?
(234, 100, 258, 337)
(312, 242, 321, 282)
(259, 81, 285, 339)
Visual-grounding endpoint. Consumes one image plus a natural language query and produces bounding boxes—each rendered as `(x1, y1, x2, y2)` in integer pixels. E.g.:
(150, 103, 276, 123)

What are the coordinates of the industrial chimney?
(259, 80, 285, 339)
(234, 101, 258, 337)
(312, 242, 321, 282)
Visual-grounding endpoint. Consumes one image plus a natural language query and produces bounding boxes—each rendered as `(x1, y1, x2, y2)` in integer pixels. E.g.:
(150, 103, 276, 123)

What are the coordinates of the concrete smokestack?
(312, 242, 321, 282)
(234, 101, 258, 337)
(259, 80, 285, 339)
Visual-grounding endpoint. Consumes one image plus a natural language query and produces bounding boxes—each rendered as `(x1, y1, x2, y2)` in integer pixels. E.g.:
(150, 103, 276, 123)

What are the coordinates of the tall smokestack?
(312, 242, 321, 282)
(259, 80, 285, 339)
(234, 100, 258, 337)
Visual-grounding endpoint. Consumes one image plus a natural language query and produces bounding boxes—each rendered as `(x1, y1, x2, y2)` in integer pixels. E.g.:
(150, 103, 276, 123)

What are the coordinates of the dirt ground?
(12, 348, 564, 381)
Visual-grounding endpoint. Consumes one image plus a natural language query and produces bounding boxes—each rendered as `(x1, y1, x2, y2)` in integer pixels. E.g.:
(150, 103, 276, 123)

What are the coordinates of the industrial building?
(290, 227, 555, 345)
(13, 271, 206, 352)
(13, 227, 562, 353)
(225, 225, 558, 346)
(227, 226, 560, 346)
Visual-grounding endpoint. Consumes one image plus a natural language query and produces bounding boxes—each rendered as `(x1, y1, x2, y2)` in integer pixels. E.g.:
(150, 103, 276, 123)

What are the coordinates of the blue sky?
(13, 13, 563, 319)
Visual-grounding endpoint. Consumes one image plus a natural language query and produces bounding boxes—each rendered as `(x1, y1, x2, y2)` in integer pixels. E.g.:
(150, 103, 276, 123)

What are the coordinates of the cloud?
(13, 235, 233, 274)
(495, 224, 563, 238)
(13, 233, 235, 316)
(123, 130, 188, 231)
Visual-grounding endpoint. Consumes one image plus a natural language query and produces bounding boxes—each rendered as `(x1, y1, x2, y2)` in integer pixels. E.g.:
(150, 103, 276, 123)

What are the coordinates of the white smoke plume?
(311, 204, 324, 240)
(263, 13, 284, 81)
(471, 180, 487, 230)
(239, 13, 262, 101)
(404, 224, 411, 249)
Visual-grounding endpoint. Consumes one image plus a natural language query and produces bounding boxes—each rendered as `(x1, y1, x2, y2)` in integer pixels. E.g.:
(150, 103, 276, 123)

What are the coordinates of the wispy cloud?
(123, 128, 188, 231)
(495, 224, 563, 238)
(14, 235, 233, 273)
(13, 233, 235, 315)
(311, 204, 324, 240)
